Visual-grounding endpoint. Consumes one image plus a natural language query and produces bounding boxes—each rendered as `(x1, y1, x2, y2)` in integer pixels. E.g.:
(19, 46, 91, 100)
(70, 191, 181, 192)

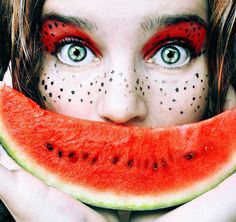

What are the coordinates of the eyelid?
(145, 39, 196, 60)
(40, 19, 102, 57)
(142, 21, 206, 60)
(53, 37, 98, 57)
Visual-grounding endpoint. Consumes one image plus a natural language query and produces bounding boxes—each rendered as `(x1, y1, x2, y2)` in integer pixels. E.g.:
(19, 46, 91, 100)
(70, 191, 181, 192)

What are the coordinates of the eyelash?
(54, 37, 93, 55)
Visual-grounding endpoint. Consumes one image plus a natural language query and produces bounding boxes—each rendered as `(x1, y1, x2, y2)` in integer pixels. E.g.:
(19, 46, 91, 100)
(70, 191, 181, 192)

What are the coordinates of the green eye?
(68, 44, 87, 62)
(161, 46, 180, 65)
(57, 42, 96, 66)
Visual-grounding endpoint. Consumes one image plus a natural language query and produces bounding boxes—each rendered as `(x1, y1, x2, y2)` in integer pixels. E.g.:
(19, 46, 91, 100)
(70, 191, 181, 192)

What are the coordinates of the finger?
(156, 173, 236, 222)
(0, 145, 21, 170)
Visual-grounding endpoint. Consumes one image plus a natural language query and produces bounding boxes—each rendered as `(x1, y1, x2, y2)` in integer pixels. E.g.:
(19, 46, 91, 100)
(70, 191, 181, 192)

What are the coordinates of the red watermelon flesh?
(0, 84, 235, 210)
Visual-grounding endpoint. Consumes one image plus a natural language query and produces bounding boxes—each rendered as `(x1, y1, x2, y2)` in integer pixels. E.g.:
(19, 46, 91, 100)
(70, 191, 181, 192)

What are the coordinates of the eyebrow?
(41, 13, 98, 33)
(140, 14, 207, 32)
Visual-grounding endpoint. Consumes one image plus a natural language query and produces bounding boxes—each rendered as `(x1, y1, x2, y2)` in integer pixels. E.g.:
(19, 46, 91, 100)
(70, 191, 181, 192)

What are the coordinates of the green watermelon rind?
(0, 112, 236, 211)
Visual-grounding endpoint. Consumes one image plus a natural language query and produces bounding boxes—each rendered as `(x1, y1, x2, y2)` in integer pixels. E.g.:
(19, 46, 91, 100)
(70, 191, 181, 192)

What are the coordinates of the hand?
(130, 173, 236, 222)
(0, 146, 119, 222)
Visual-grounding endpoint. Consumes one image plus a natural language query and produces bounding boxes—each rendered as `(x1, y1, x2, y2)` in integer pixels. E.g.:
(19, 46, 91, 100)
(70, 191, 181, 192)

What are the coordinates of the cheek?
(144, 62, 209, 124)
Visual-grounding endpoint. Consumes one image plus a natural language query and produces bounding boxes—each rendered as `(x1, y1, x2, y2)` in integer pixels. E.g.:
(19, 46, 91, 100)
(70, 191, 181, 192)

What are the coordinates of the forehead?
(43, 0, 208, 23)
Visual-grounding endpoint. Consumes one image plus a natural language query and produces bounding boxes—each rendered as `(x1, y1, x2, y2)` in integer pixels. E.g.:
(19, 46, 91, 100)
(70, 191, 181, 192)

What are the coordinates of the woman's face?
(39, 0, 208, 127)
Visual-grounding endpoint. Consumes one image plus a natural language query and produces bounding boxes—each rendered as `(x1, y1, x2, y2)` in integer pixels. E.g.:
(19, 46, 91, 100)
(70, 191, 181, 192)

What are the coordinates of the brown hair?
(207, 0, 236, 116)
(0, 0, 235, 115)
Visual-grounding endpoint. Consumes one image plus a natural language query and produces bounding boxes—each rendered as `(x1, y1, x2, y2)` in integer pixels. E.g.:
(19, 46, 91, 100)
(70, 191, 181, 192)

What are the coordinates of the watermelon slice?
(0, 84, 235, 210)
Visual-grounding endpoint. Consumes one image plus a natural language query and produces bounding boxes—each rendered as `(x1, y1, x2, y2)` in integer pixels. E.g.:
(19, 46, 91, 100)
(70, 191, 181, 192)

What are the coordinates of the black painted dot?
(111, 70, 115, 74)
(126, 84, 129, 88)
(147, 85, 150, 90)
(60, 88, 63, 92)
(50, 81, 54, 85)
(49, 93, 52, 97)
(192, 97, 196, 100)
(160, 101, 163, 105)
(90, 101, 93, 104)
(42, 80, 45, 85)
(172, 99, 177, 102)
(109, 78, 113, 82)
(101, 82, 104, 87)
(43, 96, 46, 101)
(184, 87, 187, 90)
(142, 92, 145, 96)
(203, 88, 205, 90)
(197, 105, 200, 109)
(160, 88, 163, 91)
(105, 90, 107, 94)
(54, 22, 58, 27)
(135, 87, 138, 90)
(80, 99, 83, 103)
(68, 99, 71, 102)
(180, 111, 184, 114)
(201, 79, 204, 83)
(136, 79, 140, 84)
(90, 82, 93, 86)
(44, 85, 48, 90)
(145, 76, 148, 80)
(58, 95, 61, 99)
(140, 87, 143, 91)
(192, 85, 195, 88)
(98, 88, 101, 92)
(71, 91, 75, 95)
(169, 108, 172, 110)
(175, 88, 179, 92)
(87, 92, 90, 95)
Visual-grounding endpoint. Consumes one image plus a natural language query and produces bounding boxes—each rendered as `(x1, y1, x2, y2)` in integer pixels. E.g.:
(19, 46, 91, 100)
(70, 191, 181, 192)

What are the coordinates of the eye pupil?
(68, 44, 87, 62)
(161, 46, 180, 64)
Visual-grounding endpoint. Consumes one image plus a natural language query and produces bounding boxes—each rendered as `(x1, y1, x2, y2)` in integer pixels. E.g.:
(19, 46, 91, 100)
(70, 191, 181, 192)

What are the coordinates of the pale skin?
(1, 0, 236, 221)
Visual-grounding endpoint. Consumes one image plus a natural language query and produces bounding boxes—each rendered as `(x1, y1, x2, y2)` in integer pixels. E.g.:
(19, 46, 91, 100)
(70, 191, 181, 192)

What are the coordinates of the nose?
(97, 68, 147, 124)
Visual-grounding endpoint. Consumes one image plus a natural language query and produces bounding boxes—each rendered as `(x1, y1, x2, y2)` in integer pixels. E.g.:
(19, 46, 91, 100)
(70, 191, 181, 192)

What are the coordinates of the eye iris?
(68, 44, 87, 62)
(161, 46, 180, 64)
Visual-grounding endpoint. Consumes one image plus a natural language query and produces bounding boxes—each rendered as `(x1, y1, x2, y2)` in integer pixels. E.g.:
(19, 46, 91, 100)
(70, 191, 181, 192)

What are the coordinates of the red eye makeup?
(40, 19, 101, 57)
(142, 21, 206, 60)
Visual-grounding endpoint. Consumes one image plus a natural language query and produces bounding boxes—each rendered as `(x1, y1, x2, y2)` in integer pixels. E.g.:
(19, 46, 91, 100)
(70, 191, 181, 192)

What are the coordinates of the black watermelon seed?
(127, 159, 134, 168)
(112, 156, 120, 164)
(48, 24, 52, 29)
(184, 152, 195, 160)
(91, 157, 98, 165)
(68, 152, 76, 158)
(153, 162, 158, 171)
(58, 150, 63, 157)
(45, 143, 54, 151)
